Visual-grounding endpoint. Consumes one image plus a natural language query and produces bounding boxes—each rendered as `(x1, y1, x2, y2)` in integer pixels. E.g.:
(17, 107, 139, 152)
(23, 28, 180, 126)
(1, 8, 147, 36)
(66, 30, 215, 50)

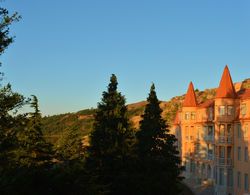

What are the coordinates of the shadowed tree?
(135, 84, 183, 194)
(15, 95, 51, 167)
(0, 5, 23, 163)
(86, 74, 134, 194)
(0, 7, 21, 80)
(0, 84, 26, 166)
(55, 126, 84, 162)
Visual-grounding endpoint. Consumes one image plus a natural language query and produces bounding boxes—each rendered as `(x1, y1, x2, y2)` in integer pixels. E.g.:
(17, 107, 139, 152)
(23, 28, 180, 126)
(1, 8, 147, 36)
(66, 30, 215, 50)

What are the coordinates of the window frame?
(227, 105, 234, 116)
(219, 106, 226, 116)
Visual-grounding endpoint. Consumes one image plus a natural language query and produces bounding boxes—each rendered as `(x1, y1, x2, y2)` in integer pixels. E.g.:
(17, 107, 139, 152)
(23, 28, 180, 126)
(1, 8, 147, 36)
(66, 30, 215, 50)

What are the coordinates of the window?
(245, 147, 249, 162)
(209, 107, 213, 120)
(245, 174, 249, 192)
(238, 172, 241, 189)
(196, 143, 200, 154)
(238, 147, 241, 161)
(185, 126, 189, 140)
(241, 104, 247, 116)
(191, 112, 196, 120)
(219, 168, 224, 185)
(219, 146, 225, 158)
(185, 112, 190, 120)
(208, 126, 213, 136)
(197, 126, 200, 139)
(219, 106, 226, 115)
(227, 124, 232, 136)
(219, 124, 225, 136)
(238, 124, 242, 138)
(227, 106, 234, 115)
(190, 126, 194, 140)
(244, 123, 248, 138)
(227, 146, 232, 159)
(227, 169, 233, 187)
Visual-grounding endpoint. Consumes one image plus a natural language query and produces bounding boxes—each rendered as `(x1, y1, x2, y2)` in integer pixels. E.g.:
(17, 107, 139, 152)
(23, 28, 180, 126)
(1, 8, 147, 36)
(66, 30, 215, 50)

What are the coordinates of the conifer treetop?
(108, 74, 118, 93)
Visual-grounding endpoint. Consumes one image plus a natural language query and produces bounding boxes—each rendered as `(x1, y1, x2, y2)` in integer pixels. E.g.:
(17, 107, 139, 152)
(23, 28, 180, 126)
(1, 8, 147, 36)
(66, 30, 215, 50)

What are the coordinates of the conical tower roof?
(216, 65, 236, 98)
(183, 82, 197, 107)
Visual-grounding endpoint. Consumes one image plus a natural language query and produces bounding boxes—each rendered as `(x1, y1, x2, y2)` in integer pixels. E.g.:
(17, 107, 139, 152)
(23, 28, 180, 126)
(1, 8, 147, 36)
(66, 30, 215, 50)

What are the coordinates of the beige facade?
(172, 66, 250, 195)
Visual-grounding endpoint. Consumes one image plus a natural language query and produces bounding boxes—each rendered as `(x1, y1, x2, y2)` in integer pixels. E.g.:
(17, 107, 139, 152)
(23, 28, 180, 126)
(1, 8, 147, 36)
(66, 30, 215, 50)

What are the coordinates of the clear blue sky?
(1, 0, 250, 116)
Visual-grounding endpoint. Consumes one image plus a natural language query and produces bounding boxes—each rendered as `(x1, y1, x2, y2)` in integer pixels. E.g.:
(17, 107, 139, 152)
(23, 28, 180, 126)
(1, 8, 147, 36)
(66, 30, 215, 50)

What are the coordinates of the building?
(172, 65, 250, 195)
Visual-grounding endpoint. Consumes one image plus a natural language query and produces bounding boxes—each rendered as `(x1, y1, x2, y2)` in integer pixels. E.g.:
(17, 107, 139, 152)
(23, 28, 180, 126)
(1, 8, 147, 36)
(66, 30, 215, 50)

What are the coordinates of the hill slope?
(42, 79, 250, 143)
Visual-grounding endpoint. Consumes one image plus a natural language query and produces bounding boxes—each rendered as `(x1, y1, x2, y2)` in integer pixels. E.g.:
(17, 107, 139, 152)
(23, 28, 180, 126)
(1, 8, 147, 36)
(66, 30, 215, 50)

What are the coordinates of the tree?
(0, 7, 21, 80)
(55, 127, 84, 162)
(86, 74, 134, 194)
(0, 84, 27, 166)
(15, 95, 51, 167)
(135, 84, 183, 194)
(0, 5, 23, 164)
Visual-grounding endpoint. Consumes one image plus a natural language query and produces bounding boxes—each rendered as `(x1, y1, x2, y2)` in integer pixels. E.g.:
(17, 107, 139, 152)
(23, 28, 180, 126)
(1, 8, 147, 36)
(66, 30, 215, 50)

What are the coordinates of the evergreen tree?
(0, 84, 26, 166)
(135, 84, 183, 194)
(55, 127, 84, 162)
(0, 6, 23, 164)
(86, 74, 134, 194)
(0, 7, 21, 80)
(16, 95, 51, 167)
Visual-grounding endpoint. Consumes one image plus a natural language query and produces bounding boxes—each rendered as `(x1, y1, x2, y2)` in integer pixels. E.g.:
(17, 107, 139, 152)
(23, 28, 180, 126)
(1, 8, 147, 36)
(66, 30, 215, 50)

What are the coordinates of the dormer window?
(185, 112, 190, 120)
(219, 106, 226, 116)
(191, 112, 196, 120)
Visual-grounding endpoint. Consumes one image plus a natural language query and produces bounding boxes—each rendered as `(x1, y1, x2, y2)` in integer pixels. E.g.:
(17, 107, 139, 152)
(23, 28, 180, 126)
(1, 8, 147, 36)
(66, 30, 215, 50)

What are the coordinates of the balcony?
(204, 135, 214, 142)
(218, 136, 233, 144)
(207, 153, 214, 160)
(216, 158, 233, 166)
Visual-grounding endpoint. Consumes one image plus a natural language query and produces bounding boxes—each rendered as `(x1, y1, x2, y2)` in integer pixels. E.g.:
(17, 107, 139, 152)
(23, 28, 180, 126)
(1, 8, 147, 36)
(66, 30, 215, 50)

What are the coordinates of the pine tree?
(86, 74, 134, 194)
(0, 6, 22, 163)
(16, 95, 51, 167)
(135, 84, 183, 194)
(55, 127, 84, 162)
(0, 84, 26, 166)
(0, 7, 21, 80)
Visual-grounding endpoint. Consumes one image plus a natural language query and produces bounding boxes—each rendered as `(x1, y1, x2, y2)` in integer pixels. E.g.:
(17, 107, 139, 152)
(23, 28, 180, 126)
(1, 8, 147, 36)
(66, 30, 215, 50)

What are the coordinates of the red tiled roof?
(237, 89, 250, 100)
(216, 65, 237, 98)
(198, 99, 215, 108)
(183, 82, 198, 107)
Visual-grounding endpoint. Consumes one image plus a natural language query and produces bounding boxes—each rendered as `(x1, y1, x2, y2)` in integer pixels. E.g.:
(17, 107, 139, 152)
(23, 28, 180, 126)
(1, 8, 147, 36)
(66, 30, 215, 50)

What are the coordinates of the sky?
(1, 0, 250, 116)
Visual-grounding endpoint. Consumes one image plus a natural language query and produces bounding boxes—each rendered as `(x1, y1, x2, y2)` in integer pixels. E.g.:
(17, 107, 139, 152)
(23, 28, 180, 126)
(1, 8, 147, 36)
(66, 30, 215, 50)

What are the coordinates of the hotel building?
(172, 66, 250, 195)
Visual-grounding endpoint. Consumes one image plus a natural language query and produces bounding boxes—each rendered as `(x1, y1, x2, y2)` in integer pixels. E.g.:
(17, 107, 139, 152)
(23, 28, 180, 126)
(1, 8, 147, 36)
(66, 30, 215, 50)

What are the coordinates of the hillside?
(42, 79, 250, 143)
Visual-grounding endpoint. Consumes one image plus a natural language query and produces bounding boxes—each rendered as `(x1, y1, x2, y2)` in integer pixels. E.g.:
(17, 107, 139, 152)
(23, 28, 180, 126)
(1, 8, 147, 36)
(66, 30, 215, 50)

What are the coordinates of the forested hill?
(41, 88, 216, 143)
(42, 79, 250, 143)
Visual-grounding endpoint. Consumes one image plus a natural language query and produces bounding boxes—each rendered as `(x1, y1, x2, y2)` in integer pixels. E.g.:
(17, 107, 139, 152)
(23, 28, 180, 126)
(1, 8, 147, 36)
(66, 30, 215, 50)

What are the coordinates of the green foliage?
(0, 7, 21, 80)
(86, 74, 134, 194)
(134, 84, 183, 194)
(55, 127, 84, 161)
(15, 95, 51, 168)
(42, 110, 94, 143)
(0, 84, 27, 165)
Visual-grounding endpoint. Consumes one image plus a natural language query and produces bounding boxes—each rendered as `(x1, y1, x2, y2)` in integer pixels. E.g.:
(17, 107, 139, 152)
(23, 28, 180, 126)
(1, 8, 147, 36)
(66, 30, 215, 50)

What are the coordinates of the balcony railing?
(218, 136, 233, 144)
(204, 135, 214, 142)
(207, 153, 214, 160)
(216, 157, 233, 166)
